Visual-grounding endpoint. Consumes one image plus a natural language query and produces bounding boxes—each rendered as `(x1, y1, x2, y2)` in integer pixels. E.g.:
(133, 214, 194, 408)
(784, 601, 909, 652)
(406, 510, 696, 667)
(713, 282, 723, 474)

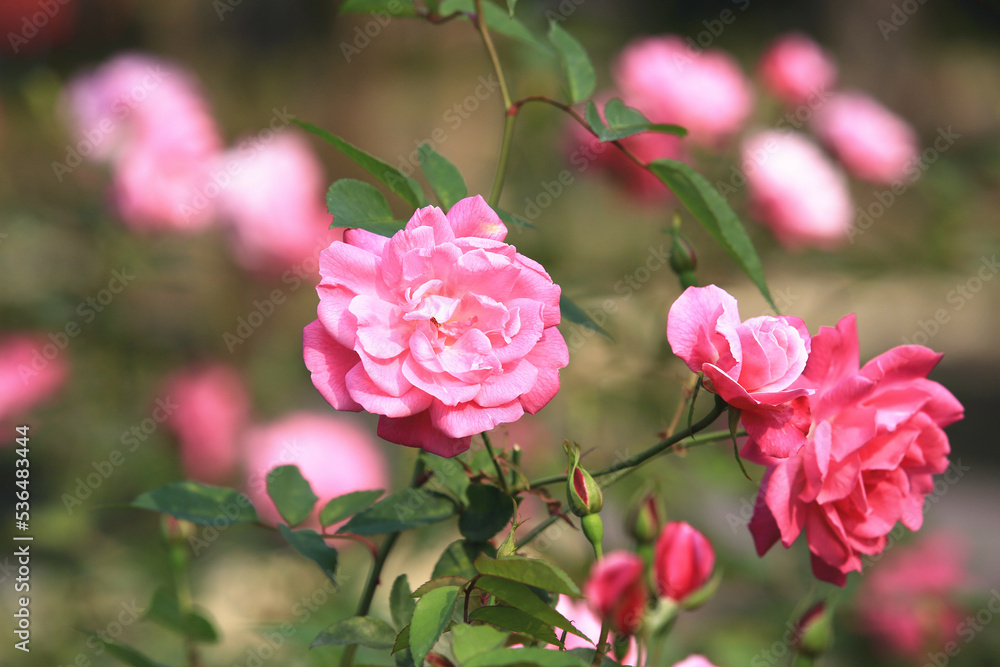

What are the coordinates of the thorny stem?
(593, 621, 610, 667)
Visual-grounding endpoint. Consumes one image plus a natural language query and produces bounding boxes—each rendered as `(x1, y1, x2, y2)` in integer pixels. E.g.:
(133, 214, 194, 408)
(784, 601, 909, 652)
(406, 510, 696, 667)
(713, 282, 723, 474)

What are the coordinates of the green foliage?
(421, 452, 472, 505)
(276, 525, 339, 583)
(412, 576, 470, 597)
(419, 144, 468, 211)
(474, 576, 589, 640)
(410, 585, 461, 666)
(558, 294, 612, 340)
(145, 587, 218, 643)
(131, 482, 257, 527)
(438, 0, 552, 54)
(496, 207, 537, 230)
(312, 616, 398, 649)
(320, 489, 385, 528)
(459, 484, 515, 541)
(466, 647, 593, 667)
(338, 0, 418, 17)
(584, 98, 687, 142)
(433, 540, 497, 579)
(468, 606, 561, 646)
(473, 554, 581, 597)
(548, 22, 596, 104)
(266, 465, 318, 528)
(340, 488, 459, 535)
(451, 624, 509, 663)
(326, 179, 404, 236)
(391, 574, 417, 629)
(98, 639, 170, 667)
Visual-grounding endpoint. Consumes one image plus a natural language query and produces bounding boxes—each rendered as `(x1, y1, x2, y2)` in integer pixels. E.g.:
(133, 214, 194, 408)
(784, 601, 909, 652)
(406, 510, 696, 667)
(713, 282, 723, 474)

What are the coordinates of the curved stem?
(473, 0, 516, 207)
(481, 431, 510, 495)
(488, 113, 517, 207)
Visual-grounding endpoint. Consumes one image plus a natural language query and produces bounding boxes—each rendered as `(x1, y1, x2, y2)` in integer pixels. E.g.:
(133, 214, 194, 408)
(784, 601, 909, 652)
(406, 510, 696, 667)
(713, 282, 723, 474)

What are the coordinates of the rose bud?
(627, 492, 663, 545)
(793, 601, 833, 658)
(654, 521, 716, 603)
(584, 551, 649, 636)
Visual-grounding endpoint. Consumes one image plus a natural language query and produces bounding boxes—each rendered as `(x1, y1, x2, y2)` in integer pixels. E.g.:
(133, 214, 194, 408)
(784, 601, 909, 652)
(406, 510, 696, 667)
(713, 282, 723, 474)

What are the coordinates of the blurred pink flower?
(0, 335, 68, 426)
(162, 364, 250, 485)
(303, 195, 568, 458)
(758, 33, 837, 108)
(615, 36, 753, 147)
(584, 551, 648, 636)
(742, 130, 854, 249)
(243, 412, 388, 528)
(217, 132, 342, 274)
(654, 521, 716, 602)
(812, 92, 919, 185)
(672, 656, 721, 667)
(555, 596, 636, 664)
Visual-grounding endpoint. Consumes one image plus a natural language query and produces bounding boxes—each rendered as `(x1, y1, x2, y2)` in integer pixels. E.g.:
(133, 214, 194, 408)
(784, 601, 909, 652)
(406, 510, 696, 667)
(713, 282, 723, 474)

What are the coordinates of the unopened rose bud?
(584, 551, 648, 637)
(793, 601, 833, 658)
(654, 521, 715, 604)
(568, 466, 604, 516)
(627, 493, 663, 545)
(669, 234, 698, 275)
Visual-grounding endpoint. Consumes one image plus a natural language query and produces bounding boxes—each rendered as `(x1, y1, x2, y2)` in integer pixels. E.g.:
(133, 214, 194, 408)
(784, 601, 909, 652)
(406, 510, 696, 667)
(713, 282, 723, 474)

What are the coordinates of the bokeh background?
(1, 0, 998, 665)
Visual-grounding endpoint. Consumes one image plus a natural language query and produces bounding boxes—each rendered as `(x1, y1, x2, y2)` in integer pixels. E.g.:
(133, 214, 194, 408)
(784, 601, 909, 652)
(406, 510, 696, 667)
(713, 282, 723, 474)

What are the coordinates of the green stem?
(481, 431, 511, 495)
(164, 519, 203, 667)
(473, 0, 516, 207)
(488, 113, 517, 207)
(592, 621, 610, 667)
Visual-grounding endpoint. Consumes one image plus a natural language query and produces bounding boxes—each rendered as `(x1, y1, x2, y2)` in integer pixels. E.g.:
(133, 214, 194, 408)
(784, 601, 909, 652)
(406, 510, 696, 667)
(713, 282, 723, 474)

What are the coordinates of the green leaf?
(468, 607, 561, 647)
(412, 576, 470, 598)
(421, 452, 471, 505)
(326, 179, 404, 236)
(391, 574, 417, 629)
(559, 294, 612, 340)
(433, 540, 497, 579)
(459, 485, 515, 542)
(320, 489, 384, 528)
(496, 208, 536, 230)
(474, 555, 581, 597)
(277, 525, 339, 583)
(339, 0, 418, 17)
(547, 22, 595, 104)
(418, 144, 468, 211)
(451, 624, 509, 664)
(266, 465, 319, 528)
(410, 586, 460, 666)
(131, 481, 257, 526)
(465, 647, 591, 667)
(312, 616, 398, 649)
(145, 587, 218, 643)
(566, 649, 623, 667)
(585, 98, 687, 142)
(296, 120, 427, 208)
(340, 488, 458, 535)
(647, 159, 776, 311)
(393, 624, 411, 655)
(98, 639, 170, 667)
(438, 0, 551, 54)
(505, 0, 517, 16)
(475, 576, 589, 641)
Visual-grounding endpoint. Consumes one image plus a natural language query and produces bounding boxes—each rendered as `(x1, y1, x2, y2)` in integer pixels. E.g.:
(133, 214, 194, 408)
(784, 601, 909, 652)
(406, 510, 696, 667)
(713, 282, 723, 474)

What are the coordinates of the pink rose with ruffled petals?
(811, 92, 918, 185)
(746, 315, 964, 586)
(0, 335, 68, 427)
(667, 285, 812, 457)
(303, 195, 568, 457)
(758, 33, 837, 108)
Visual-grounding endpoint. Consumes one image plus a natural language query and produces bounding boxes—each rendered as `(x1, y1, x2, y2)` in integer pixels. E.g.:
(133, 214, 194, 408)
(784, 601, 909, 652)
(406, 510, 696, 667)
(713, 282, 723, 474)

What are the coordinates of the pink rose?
(243, 412, 389, 528)
(746, 315, 964, 586)
(811, 92, 918, 185)
(654, 521, 715, 602)
(112, 145, 219, 231)
(742, 131, 854, 250)
(0, 335, 68, 427)
(554, 596, 637, 664)
(615, 36, 753, 147)
(758, 33, 837, 108)
(303, 195, 568, 458)
(667, 285, 812, 457)
(583, 551, 648, 636)
(162, 364, 250, 485)
(672, 657, 722, 667)
(217, 132, 342, 274)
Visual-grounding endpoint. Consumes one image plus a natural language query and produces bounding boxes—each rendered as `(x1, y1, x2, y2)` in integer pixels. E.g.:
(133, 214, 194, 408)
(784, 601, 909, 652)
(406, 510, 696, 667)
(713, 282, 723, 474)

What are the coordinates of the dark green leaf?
(468, 607, 561, 647)
(391, 574, 417, 629)
(559, 294, 612, 340)
(266, 465, 319, 528)
(339, 0, 418, 17)
(451, 624, 509, 664)
(326, 179, 404, 236)
(547, 22, 595, 104)
(647, 159, 775, 310)
(393, 624, 411, 655)
(410, 586, 460, 666)
(131, 481, 257, 526)
(433, 540, 496, 579)
(312, 616, 398, 649)
(145, 587, 218, 643)
(438, 0, 551, 54)
(496, 208, 536, 230)
(99, 639, 170, 667)
(320, 489, 384, 528)
(421, 452, 471, 505)
(474, 555, 581, 597)
(585, 98, 688, 142)
(418, 144, 468, 211)
(566, 649, 623, 667)
(296, 120, 427, 207)
(475, 577, 589, 641)
(459, 485, 514, 542)
(340, 488, 458, 535)
(277, 525, 339, 583)
(465, 647, 591, 667)
(412, 576, 470, 598)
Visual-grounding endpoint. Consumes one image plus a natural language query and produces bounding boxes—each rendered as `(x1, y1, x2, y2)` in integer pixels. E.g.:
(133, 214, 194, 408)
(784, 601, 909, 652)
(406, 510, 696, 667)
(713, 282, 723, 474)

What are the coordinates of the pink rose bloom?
(243, 412, 388, 528)
(615, 36, 753, 147)
(857, 533, 968, 657)
(654, 521, 715, 602)
(162, 364, 250, 485)
(112, 145, 219, 231)
(811, 92, 918, 185)
(555, 596, 636, 664)
(667, 285, 812, 457)
(584, 551, 648, 636)
(746, 315, 964, 586)
(672, 657, 722, 667)
(303, 195, 568, 458)
(758, 33, 837, 108)
(217, 132, 342, 274)
(742, 131, 853, 250)
(0, 335, 68, 427)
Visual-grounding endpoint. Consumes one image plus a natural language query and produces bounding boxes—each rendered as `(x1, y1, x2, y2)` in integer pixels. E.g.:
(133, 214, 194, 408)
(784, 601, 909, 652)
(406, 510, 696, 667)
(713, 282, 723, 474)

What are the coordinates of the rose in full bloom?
(746, 315, 964, 586)
(243, 412, 388, 528)
(811, 92, 918, 185)
(584, 551, 648, 636)
(758, 33, 837, 108)
(304, 195, 568, 457)
(654, 521, 715, 602)
(0, 335, 68, 428)
(162, 364, 250, 485)
(615, 36, 753, 147)
(667, 285, 812, 457)
(742, 131, 854, 250)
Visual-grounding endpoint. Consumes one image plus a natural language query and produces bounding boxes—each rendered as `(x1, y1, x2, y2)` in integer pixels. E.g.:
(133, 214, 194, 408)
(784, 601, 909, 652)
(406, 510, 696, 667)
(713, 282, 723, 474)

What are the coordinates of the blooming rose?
(304, 195, 568, 457)
(615, 36, 753, 147)
(742, 131, 854, 250)
(667, 285, 812, 457)
(746, 315, 964, 586)
(811, 92, 918, 185)
(758, 33, 837, 108)
(584, 551, 648, 636)
(654, 521, 715, 602)
(0, 335, 68, 428)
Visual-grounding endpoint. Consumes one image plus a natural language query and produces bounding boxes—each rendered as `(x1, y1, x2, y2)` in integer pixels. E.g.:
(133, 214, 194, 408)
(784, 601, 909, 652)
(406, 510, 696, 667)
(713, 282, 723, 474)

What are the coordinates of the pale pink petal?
(303, 321, 363, 412)
(430, 399, 524, 438)
(475, 359, 539, 408)
(346, 364, 433, 418)
(667, 285, 740, 373)
(447, 194, 507, 241)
